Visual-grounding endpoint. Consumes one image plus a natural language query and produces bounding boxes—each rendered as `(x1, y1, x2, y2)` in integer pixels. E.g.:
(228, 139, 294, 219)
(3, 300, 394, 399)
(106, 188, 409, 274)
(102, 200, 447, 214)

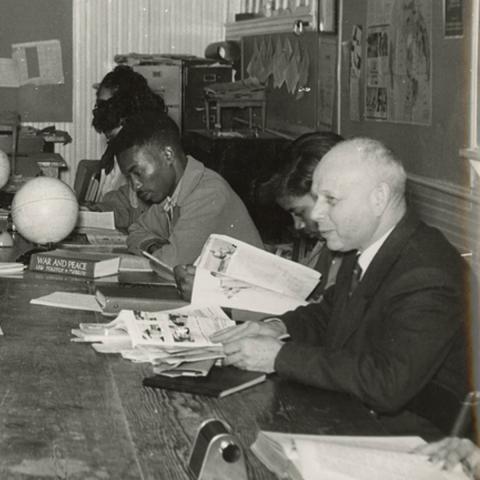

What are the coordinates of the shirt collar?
(357, 226, 395, 278)
(162, 176, 183, 213)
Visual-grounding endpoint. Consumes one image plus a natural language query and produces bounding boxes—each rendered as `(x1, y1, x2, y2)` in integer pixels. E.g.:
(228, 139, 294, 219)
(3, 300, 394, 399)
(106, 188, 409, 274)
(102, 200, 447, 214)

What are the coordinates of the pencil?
(449, 391, 480, 437)
(141, 250, 174, 274)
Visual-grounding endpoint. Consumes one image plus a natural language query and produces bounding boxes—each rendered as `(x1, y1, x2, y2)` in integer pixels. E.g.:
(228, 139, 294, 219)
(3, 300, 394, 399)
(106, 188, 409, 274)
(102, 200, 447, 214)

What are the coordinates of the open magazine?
(192, 234, 321, 315)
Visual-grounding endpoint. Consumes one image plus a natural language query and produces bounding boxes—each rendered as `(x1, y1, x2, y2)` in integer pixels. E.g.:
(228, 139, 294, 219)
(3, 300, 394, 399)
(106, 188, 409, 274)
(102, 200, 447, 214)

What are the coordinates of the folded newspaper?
(192, 234, 321, 315)
(71, 305, 233, 376)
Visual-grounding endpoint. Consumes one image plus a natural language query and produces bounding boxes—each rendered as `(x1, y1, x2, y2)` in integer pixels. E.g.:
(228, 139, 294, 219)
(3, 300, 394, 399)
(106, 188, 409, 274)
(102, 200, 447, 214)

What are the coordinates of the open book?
(191, 234, 321, 315)
(251, 432, 469, 480)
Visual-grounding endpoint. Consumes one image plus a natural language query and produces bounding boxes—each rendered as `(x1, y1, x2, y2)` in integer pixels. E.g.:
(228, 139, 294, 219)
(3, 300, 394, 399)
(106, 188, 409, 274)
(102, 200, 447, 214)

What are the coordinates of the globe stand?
(0, 230, 13, 247)
(16, 242, 56, 265)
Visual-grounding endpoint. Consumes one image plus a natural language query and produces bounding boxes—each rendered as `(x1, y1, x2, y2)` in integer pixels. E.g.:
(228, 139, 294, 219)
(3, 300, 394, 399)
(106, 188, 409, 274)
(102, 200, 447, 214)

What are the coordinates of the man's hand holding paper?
(211, 320, 288, 373)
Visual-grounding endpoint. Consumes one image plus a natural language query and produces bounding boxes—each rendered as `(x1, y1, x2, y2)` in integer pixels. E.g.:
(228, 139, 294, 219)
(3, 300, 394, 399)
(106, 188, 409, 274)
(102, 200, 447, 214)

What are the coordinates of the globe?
(0, 149, 10, 190)
(11, 177, 79, 244)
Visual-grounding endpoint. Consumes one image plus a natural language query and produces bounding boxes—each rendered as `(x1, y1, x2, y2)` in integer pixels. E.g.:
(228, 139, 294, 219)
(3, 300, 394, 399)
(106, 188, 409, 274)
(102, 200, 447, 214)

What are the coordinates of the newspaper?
(122, 309, 232, 349)
(71, 305, 232, 365)
(192, 268, 307, 315)
(196, 234, 320, 300)
(192, 234, 321, 314)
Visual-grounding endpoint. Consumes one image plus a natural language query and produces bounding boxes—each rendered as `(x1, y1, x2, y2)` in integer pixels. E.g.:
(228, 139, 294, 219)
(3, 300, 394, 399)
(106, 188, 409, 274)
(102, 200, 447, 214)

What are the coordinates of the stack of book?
(29, 249, 121, 278)
(30, 271, 185, 315)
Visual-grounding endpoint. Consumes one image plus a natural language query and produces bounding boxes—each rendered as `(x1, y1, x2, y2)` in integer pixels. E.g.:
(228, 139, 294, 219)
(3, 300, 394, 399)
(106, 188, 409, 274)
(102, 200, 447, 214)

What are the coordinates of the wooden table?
(0, 267, 384, 479)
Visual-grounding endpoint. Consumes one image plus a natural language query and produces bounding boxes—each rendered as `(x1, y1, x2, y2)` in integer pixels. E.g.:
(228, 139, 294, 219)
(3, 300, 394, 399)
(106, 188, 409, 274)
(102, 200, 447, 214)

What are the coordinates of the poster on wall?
(444, 0, 463, 38)
(318, 36, 337, 128)
(12, 39, 64, 86)
(365, 0, 432, 125)
(349, 25, 363, 121)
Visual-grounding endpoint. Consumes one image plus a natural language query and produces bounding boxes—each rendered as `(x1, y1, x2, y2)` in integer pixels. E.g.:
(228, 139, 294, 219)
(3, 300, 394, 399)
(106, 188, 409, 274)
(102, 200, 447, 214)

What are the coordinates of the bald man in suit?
(212, 137, 473, 435)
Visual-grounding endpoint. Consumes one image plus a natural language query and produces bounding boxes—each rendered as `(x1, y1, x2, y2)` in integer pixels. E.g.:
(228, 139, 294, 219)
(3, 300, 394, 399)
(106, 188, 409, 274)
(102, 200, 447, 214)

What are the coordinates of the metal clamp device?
(188, 418, 248, 480)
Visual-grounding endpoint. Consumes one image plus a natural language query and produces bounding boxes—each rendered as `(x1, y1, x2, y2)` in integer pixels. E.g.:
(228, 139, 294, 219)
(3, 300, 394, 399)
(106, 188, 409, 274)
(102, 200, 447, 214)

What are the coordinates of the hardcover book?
(95, 284, 187, 314)
(29, 249, 120, 279)
(143, 366, 266, 398)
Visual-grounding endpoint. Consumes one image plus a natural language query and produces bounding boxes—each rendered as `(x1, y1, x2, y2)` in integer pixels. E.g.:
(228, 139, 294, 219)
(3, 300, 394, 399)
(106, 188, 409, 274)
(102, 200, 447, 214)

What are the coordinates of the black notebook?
(143, 366, 266, 398)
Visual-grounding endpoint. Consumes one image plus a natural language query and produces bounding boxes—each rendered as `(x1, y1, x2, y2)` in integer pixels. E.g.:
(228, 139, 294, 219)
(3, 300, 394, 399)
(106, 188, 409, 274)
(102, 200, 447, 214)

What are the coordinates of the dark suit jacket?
(275, 211, 473, 427)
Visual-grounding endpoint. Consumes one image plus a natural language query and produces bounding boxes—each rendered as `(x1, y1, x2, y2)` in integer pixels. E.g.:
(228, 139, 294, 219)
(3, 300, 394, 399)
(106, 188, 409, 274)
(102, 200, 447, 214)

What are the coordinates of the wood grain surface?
(0, 267, 384, 479)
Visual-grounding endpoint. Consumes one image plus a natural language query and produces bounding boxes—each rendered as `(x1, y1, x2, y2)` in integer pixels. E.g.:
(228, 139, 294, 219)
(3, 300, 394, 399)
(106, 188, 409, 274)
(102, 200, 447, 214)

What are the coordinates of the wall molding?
(407, 172, 480, 206)
(407, 173, 479, 273)
(225, 12, 316, 40)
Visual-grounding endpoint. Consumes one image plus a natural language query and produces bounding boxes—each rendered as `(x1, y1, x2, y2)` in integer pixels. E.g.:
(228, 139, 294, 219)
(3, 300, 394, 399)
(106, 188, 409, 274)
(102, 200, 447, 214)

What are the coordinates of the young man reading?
(110, 113, 263, 266)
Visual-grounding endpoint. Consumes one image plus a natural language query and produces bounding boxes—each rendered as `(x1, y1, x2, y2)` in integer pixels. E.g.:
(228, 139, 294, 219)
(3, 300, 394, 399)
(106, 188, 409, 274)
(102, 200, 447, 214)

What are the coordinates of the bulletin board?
(0, 0, 73, 122)
(340, 0, 471, 187)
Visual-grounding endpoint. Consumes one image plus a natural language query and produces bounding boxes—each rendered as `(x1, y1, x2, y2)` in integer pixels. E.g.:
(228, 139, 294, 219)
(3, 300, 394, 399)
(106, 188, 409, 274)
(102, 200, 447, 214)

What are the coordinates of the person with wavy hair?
(267, 131, 344, 296)
(86, 65, 167, 230)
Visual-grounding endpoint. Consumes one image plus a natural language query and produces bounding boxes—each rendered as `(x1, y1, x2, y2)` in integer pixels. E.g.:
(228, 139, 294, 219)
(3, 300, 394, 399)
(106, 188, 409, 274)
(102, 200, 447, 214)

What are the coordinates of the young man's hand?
(173, 264, 196, 301)
(416, 437, 480, 479)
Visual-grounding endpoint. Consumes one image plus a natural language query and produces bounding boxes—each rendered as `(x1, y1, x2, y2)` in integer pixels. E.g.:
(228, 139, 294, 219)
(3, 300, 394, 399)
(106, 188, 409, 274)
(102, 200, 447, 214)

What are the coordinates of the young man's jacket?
(127, 156, 264, 265)
(97, 183, 149, 231)
(275, 211, 473, 431)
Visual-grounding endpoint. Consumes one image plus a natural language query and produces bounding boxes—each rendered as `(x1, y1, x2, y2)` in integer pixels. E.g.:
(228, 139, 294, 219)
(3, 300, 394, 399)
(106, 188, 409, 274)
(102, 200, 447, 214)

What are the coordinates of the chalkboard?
(0, 0, 73, 122)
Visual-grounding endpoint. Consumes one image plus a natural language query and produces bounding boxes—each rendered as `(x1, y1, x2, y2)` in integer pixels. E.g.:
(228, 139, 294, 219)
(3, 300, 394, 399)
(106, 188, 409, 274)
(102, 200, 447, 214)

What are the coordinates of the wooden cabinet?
(241, 31, 320, 132)
(182, 129, 292, 242)
(225, 1, 339, 133)
(133, 60, 232, 132)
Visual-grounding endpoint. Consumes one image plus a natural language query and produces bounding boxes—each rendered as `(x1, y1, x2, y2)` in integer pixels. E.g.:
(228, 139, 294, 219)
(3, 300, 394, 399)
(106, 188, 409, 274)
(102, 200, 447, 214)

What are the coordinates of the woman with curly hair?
(86, 65, 168, 230)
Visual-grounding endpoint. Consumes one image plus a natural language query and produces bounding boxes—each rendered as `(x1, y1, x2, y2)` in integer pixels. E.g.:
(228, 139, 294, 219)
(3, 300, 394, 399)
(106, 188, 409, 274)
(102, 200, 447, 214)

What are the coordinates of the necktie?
(348, 256, 362, 297)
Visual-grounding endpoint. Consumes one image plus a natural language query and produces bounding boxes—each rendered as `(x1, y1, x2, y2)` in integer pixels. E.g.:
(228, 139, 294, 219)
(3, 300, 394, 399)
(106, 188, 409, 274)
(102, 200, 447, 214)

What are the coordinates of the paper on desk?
(257, 433, 468, 480)
(0, 262, 26, 276)
(30, 292, 102, 312)
(79, 305, 231, 361)
(153, 358, 216, 378)
(77, 211, 116, 230)
(295, 438, 468, 480)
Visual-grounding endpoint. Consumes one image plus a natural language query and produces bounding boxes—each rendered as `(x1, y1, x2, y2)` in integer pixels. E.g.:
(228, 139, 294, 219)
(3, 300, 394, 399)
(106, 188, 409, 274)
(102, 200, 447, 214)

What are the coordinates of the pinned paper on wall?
(350, 25, 363, 121)
(12, 39, 64, 86)
(317, 37, 337, 128)
(0, 58, 20, 87)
